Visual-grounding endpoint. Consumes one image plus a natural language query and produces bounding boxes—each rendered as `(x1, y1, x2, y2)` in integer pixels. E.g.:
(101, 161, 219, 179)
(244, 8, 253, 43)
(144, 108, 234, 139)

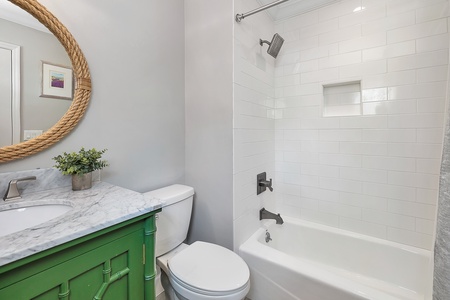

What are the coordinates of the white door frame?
(0, 41, 20, 144)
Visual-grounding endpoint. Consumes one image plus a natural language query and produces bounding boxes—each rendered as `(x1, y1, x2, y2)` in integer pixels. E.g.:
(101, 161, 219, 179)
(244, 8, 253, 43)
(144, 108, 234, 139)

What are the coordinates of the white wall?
(0, 0, 186, 193)
(274, 0, 449, 250)
(233, 0, 277, 250)
(185, 1, 234, 249)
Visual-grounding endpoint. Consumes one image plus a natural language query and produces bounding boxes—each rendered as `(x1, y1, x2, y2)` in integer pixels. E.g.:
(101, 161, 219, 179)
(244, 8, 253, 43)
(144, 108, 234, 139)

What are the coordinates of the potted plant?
(53, 147, 108, 191)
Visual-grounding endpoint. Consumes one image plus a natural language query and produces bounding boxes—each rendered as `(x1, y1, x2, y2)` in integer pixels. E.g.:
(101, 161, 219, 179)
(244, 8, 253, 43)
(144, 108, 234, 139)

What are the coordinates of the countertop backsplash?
(0, 168, 101, 196)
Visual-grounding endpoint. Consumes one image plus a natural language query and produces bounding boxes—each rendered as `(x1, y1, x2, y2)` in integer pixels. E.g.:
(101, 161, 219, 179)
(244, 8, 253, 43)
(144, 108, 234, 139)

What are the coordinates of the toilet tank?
(144, 184, 194, 256)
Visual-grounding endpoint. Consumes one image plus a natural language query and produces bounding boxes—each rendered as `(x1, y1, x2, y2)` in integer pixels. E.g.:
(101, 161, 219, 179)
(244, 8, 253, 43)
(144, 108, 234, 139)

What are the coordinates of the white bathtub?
(239, 217, 433, 300)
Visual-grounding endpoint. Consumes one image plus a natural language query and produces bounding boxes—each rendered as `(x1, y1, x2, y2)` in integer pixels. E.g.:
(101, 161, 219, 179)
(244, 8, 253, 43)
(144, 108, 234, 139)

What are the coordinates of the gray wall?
(185, 1, 234, 249)
(1, 0, 234, 250)
(0, 0, 185, 193)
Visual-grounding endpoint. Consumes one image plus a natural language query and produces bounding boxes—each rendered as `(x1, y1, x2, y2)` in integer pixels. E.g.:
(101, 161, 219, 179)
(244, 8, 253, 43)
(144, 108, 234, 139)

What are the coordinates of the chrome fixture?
(260, 207, 284, 224)
(260, 33, 284, 58)
(257, 172, 273, 195)
(3, 176, 36, 200)
(265, 230, 272, 243)
(235, 0, 290, 23)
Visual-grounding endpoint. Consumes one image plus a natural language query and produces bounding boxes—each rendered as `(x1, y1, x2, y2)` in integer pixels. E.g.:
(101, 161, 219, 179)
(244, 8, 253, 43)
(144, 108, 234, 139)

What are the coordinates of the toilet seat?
(167, 241, 250, 298)
(169, 272, 249, 297)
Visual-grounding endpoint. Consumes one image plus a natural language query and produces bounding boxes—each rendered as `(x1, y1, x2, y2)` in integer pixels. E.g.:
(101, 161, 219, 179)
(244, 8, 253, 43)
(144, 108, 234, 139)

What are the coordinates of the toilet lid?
(168, 241, 250, 293)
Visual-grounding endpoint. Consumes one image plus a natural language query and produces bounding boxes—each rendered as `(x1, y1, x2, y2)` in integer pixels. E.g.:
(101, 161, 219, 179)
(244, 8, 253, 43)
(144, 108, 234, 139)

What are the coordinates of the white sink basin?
(0, 203, 73, 237)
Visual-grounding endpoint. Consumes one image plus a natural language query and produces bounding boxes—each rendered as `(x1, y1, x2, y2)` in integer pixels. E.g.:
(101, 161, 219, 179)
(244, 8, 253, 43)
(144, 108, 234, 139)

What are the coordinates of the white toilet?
(144, 184, 250, 300)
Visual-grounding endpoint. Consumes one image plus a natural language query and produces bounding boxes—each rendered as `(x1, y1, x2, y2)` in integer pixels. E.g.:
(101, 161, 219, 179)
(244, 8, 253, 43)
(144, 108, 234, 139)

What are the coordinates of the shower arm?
(260, 39, 270, 46)
(235, 0, 290, 23)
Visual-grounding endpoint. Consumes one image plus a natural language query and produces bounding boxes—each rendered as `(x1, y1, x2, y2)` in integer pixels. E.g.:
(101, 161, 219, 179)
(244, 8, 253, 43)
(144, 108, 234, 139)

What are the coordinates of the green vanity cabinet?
(0, 209, 160, 300)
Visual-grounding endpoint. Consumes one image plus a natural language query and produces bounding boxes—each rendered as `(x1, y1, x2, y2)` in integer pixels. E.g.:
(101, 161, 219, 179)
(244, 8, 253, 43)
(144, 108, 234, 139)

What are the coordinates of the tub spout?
(259, 208, 284, 225)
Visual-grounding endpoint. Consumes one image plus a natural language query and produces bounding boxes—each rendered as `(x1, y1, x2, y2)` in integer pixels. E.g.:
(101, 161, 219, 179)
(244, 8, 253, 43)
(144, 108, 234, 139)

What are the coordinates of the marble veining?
(0, 168, 101, 196)
(0, 178, 161, 267)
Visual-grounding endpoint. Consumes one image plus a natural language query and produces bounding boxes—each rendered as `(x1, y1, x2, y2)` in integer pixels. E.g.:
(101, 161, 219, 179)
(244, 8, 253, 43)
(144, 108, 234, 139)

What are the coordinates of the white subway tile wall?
(233, 0, 277, 251)
(233, 0, 448, 251)
(273, 0, 449, 250)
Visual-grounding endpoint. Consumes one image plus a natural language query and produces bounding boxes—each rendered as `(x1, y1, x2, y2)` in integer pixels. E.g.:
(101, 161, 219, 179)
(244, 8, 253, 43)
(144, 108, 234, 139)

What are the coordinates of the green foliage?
(53, 147, 108, 175)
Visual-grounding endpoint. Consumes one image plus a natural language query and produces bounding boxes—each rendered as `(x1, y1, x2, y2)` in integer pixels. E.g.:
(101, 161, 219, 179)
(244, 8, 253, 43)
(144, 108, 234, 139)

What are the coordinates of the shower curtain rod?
(235, 0, 290, 22)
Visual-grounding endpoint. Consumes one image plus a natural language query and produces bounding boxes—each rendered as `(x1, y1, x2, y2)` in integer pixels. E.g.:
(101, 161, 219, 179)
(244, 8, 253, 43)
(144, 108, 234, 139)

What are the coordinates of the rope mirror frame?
(0, 0, 91, 163)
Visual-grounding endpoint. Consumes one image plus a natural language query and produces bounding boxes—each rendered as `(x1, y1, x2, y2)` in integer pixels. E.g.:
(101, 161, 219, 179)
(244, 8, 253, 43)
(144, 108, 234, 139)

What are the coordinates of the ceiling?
(1, 0, 341, 33)
(0, 0, 49, 33)
(256, 0, 343, 21)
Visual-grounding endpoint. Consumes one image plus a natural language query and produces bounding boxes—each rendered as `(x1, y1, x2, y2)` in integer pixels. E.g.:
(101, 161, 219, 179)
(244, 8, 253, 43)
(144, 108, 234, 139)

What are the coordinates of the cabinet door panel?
(68, 264, 105, 299)
(0, 230, 144, 300)
(32, 286, 60, 300)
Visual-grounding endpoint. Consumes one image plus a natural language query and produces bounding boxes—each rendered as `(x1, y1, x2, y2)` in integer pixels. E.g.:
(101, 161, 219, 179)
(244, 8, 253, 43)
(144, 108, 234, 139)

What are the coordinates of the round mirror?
(0, 0, 91, 163)
(0, 1, 72, 148)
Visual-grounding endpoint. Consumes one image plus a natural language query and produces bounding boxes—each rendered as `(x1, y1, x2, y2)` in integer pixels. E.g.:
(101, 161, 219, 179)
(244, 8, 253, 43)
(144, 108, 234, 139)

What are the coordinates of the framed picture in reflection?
(40, 61, 73, 100)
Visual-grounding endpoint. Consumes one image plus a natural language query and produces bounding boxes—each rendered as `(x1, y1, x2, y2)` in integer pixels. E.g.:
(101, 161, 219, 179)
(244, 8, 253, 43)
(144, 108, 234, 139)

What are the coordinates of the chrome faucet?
(3, 176, 37, 201)
(259, 207, 284, 225)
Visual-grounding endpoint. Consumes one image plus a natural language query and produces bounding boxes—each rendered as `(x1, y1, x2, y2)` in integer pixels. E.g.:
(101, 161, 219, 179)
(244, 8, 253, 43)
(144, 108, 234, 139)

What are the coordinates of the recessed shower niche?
(322, 81, 362, 117)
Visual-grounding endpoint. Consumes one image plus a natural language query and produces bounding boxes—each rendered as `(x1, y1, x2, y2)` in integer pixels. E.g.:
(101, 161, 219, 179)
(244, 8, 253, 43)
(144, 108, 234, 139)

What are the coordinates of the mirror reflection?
(0, 0, 72, 147)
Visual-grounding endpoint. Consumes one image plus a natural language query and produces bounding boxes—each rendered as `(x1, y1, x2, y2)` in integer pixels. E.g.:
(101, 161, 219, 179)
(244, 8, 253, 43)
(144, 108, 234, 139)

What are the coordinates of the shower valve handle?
(257, 172, 273, 195)
(259, 178, 273, 192)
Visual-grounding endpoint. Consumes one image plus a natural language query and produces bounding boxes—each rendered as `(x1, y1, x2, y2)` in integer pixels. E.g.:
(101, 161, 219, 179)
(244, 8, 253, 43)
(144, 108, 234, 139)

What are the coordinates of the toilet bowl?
(144, 185, 250, 300)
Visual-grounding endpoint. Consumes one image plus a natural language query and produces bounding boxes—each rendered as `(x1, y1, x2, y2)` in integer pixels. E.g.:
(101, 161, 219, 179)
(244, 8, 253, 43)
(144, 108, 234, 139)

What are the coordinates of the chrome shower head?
(260, 33, 284, 58)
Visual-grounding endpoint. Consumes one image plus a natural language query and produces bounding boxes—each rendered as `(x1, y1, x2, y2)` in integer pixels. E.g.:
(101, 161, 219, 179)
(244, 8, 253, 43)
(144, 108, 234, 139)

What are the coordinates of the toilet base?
(156, 291, 167, 300)
(156, 264, 181, 300)
(156, 266, 166, 300)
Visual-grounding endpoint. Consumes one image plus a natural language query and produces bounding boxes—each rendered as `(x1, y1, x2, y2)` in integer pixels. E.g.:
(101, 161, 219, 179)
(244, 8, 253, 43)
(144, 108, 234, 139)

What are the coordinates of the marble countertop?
(0, 181, 162, 267)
